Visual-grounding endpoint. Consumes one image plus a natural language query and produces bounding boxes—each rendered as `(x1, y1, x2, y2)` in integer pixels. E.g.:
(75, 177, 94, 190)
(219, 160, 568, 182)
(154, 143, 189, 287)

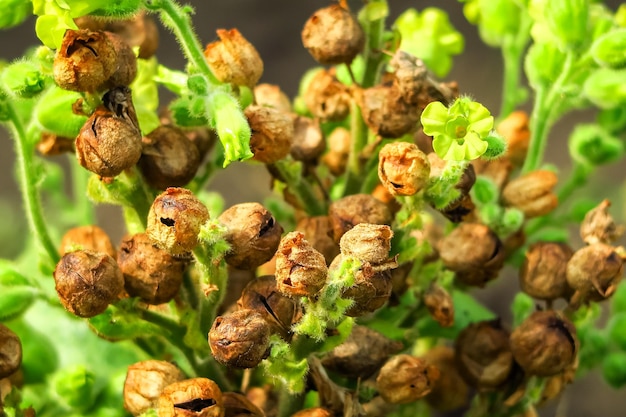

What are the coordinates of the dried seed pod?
(580, 199, 624, 245)
(37, 132, 74, 156)
(376, 354, 440, 404)
(59, 225, 117, 259)
(423, 346, 469, 412)
(303, 69, 351, 121)
(290, 116, 325, 162)
(123, 360, 185, 416)
(328, 194, 392, 243)
(438, 223, 505, 286)
(497, 110, 529, 167)
(292, 408, 332, 417)
(147, 188, 210, 255)
(103, 32, 137, 89)
(472, 157, 513, 191)
(118, 233, 188, 305)
(157, 378, 224, 417)
(0, 324, 21, 379)
(219, 266, 257, 315)
(339, 223, 393, 264)
(301, 4, 364, 65)
(245, 105, 294, 164)
(222, 392, 264, 417)
(322, 127, 351, 176)
(378, 142, 430, 196)
(296, 216, 339, 265)
(510, 310, 578, 377)
(209, 309, 271, 369)
(53, 249, 124, 317)
(204, 28, 263, 88)
(321, 325, 403, 379)
(253, 83, 292, 113)
(423, 283, 454, 327)
(245, 386, 277, 417)
(139, 125, 201, 190)
(357, 85, 420, 138)
(218, 203, 283, 270)
(455, 320, 514, 389)
(54, 29, 117, 92)
(275, 231, 328, 298)
(520, 242, 574, 301)
(566, 243, 624, 299)
(502, 170, 558, 218)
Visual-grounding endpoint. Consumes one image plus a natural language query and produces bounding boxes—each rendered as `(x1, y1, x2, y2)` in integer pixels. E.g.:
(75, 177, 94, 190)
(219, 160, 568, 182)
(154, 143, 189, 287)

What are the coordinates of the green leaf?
(358, 1, 389, 23)
(54, 364, 98, 412)
(0, 261, 31, 286)
(34, 86, 87, 138)
(511, 292, 535, 327)
(88, 303, 165, 341)
(591, 28, 626, 69)
(0, 0, 32, 29)
(0, 286, 36, 320)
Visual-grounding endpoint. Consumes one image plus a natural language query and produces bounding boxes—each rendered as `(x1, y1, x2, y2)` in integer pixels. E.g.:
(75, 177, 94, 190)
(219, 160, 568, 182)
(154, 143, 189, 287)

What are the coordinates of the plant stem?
(499, 15, 531, 119)
(272, 161, 326, 216)
(360, 4, 386, 89)
(69, 156, 95, 225)
(344, 100, 368, 195)
(277, 388, 305, 417)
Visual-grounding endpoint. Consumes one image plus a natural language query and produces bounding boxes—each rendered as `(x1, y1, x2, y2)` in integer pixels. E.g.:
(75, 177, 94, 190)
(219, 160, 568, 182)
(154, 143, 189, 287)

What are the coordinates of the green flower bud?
(583, 68, 626, 109)
(569, 124, 624, 166)
(54, 365, 97, 411)
(474, 0, 522, 47)
(470, 176, 499, 206)
(499, 207, 524, 236)
(602, 352, 626, 388)
(187, 74, 209, 96)
(481, 133, 507, 160)
(545, 0, 589, 50)
(591, 28, 626, 69)
(524, 42, 566, 89)
(1, 61, 46, 99)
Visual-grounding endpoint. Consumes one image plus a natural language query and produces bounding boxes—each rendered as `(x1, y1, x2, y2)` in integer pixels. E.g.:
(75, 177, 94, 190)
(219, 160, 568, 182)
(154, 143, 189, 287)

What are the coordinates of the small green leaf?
(88, 304, 165, 341)
(206, 91, 253, 167)
(0, 0, 32, 29)
(34, 86, 87, 138)
(0, 286, 36, 320)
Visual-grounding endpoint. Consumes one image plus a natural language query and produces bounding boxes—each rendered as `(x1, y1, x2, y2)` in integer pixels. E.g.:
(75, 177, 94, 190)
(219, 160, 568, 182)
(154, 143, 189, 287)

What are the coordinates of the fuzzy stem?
(498, 16, 531, 119)
(277, 389, 305, 417)
(344, 99, 368, 195)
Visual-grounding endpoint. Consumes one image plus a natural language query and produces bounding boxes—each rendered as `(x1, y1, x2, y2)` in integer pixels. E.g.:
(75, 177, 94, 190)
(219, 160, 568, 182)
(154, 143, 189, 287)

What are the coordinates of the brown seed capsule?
(222, 392, 264, 417)
(245, 105, 294, 164)
(502, 170, 558, 218)
(245, 386, 277, 417)
(438, 223, 505, 286)
(580, 199, 624, 245)
(53, 249, 124, 317)
(209, 309, 271, 369)
(59, 225, 117, 259)
(204, 28, 263, 88)
(118, 233, 188, 305)
(472, 157, 513, 191)
(275, 231, 328, 298)
(37, 132, 75, 156)
(566, 243, 624, 299)
(423, 346, 469, 412)
(218, 203, 284, 270)
(303, 69, 351, 121)
(328, 194, 393, 243)
(378, 142, 430, 196)
(146, 188, 210, 255)
(423, 283, 455, 327)
(455, 320, 513, 389)
(253, 83, 292, 113)
(296, 216, 339, 265)
(0, 324, 22, 379)
(54, 29, 117, 92)
(301, 4, 364, 65)
(497, 110, 530, 167)
(520, 242, 574, 301)
(376, 354, 440, 404)
(139, 125, 201, 190)
(339, 223, 393, 265)
(123, 360, 186, 416)
(103, 32, 137, 89)
(290, 116, 325, 162)
(322, 127, 351, 176)
(510, 310, 578, 377)
(292, 408, 332, 417)
(157, 378, 224, 417)
(357, 85, 420, 138)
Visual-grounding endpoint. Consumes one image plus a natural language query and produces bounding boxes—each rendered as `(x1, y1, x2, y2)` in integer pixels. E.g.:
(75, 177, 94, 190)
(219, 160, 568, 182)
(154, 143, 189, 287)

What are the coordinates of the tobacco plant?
(1, 0, 626, 416)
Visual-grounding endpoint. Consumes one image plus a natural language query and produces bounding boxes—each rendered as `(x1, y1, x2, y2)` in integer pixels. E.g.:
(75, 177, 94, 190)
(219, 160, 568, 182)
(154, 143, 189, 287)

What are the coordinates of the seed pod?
(423, 283, 454, 327)
(275, 231, 328, 298)
(291, 116, 325, 162)
(219, 266, 257, 315)
(123, 360, 186, 416)
(497, 110, 529, 166)
(292, 408, 332, 417)
(301, 4, 364, 65)
(303, 69, 351, 121)
(378, 142, 430, 196)
(222, 392, 264, 417)
(157, 378, 224, 417)
(428, 153, 477, 223)
(37, 132, 75, 156)
(328, 194, 392, 243)
(218, 203, 283, 270)
(53, 249, 124, 318)
(204, 28, 263, 88)
(520, 242, 574, 301)
(59, 225, 117, 259)
(209, 309, 271, 369)
(580, 199, 624, 245)
(322, 127, 351, 176)
(296, 216, 339, 265)
(245, 105, 294, 164)
(357, 85, 420, 138)
(54, 29, 117, 92)
(423, 346, 469, 412)
(502, 170, 558, 218)
(139, 125, 201, 190)
(566, 243, 624, 300)
(103, 32, 137, 89)
(244, 386, 277, 417)
(253, 83, 292, 113)
(147, 188, 210, 255)
(510, 310, 578, 377)
(376, 354, 440, 404)
(118, 233, 189, 305)
(455, 320, 513, 389)
(438, 223, 505, 286)
(0, 324, 21, 379)
(339, 223, 393, 265)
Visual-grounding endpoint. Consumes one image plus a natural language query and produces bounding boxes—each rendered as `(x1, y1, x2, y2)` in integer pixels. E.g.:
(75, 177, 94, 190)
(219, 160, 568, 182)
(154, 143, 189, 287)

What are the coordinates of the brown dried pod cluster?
(520, 242, 574, 301)
(339, 223, 393, 265)
(253, 83, 292, 113)
(423, 283, 455, 327)
(502, 170, 558, 218)
(204, 28, 263, 88)
(157, 378, 224, 417)
(580, 199, 624, 245)
(222, 392, 264, 417)
(275, 231, 328, 298)
(357, 85, 420, 138)
(303, 69, 352, 121)
(328, 194, 392, 243)
(0, 324, 22, 379)
(378, 141, 430, 196)
(376, 354, 440, 404)
(296, 216, 340, 265)
(567, 243, 624, 302)
(245, 105, 294, 164)
(59, 225, 116, 259)
(423, 346, 469, 411)
(123, 360, 185, 416)
(291, 116, 325, 163)
(53, 249, 124, 317)
(322, 127, 351, 176)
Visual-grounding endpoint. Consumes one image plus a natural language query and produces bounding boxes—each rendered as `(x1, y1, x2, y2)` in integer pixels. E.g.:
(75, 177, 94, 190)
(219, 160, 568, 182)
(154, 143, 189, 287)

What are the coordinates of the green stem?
(361, 5, 387, 89)
(344, 100, 368, 195)
(273, 161, 326, 216)
(500, 41, 523, 119)
(277, 388, 305, 417)
(69, 156, 95, 225)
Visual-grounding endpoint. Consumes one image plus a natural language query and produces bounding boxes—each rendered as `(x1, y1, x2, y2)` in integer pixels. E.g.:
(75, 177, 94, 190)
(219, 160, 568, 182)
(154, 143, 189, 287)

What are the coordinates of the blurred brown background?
(1, 1, 625, 416)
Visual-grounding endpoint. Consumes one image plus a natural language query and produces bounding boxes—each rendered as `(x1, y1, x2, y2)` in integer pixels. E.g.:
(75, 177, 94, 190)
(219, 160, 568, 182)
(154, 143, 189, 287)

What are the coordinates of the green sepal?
(169, 97, 209, 127)
(54, 364, 98, 412)
(602, 352, 626, 388)
(481, 132, 507, 160)
(187, 74, 210, 96)
(0, 0, 32, 29)
(511, 292, 535, 327)
(88, 302, 164, 341)
(1, 61, 47, 99)
(0, 286, 36, 321)
(262, 336, 309, 393)
(471, 176, 499, 205)
(568, 123, 623, 166)
(591, 28, 626, 69)
(34, 86, 87, 138)
(583, 67, 626, 109)
(155, 65, 188, 96)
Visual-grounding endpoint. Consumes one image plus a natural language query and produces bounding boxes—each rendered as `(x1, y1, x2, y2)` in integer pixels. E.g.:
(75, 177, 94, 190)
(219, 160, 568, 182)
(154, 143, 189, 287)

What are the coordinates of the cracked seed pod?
(222, 392, 264, 417)
(245, 105, 294, 164)
(0, 324, 21, 379)
(378, 141, 430, 196)
(502, 170, 558, 218)
(580, 199, 624, 245)
(303, 69, 351, 121)
(339, 223, 393, 265)
(510, 310, 578, 377)
(123, 360, 185, 416)
(218, 203, 283, 270)
(322, 127, 351, 176)
(520, 242, 574, 301)
(328, 194, 392, 243)
(357, 85, 420, 138)
(157, 378, 224, 417)
(53, 249, 124, 318)
(497, 110, 529, 167)
(237, 275, 303, 340)
(292, 408, 332, 417)
(423, 346, 469, 412)
(37, 132, 74, 156)
(139, 125, 201, 190)
(147, 188, 210, 255)
(566, 243, 624, 300)
(301, 4, 364, 65)
(209, 309, 271, 369)
(291, 116, 325, 162)
(253, 83, 292, 113)
(204, 28, 263, 88)
(296, 216, 340, 265)
(438, 223, 505, 286)
(455, 320, 514, 389)
(275, 231, 328, 298)
(321, 325, 403, 379)
(118, 233, 189, 305)
(103, 32, 137, 89)
(423, 283, 454, 327)
(376, 354, 440, 404)
(59, 225, 116, 259)
(54, 29, 117, 92)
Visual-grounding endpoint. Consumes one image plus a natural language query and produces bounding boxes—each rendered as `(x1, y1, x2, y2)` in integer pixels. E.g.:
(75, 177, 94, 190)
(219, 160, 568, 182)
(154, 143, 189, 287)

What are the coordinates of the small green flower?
(421, 97, 494, 161)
